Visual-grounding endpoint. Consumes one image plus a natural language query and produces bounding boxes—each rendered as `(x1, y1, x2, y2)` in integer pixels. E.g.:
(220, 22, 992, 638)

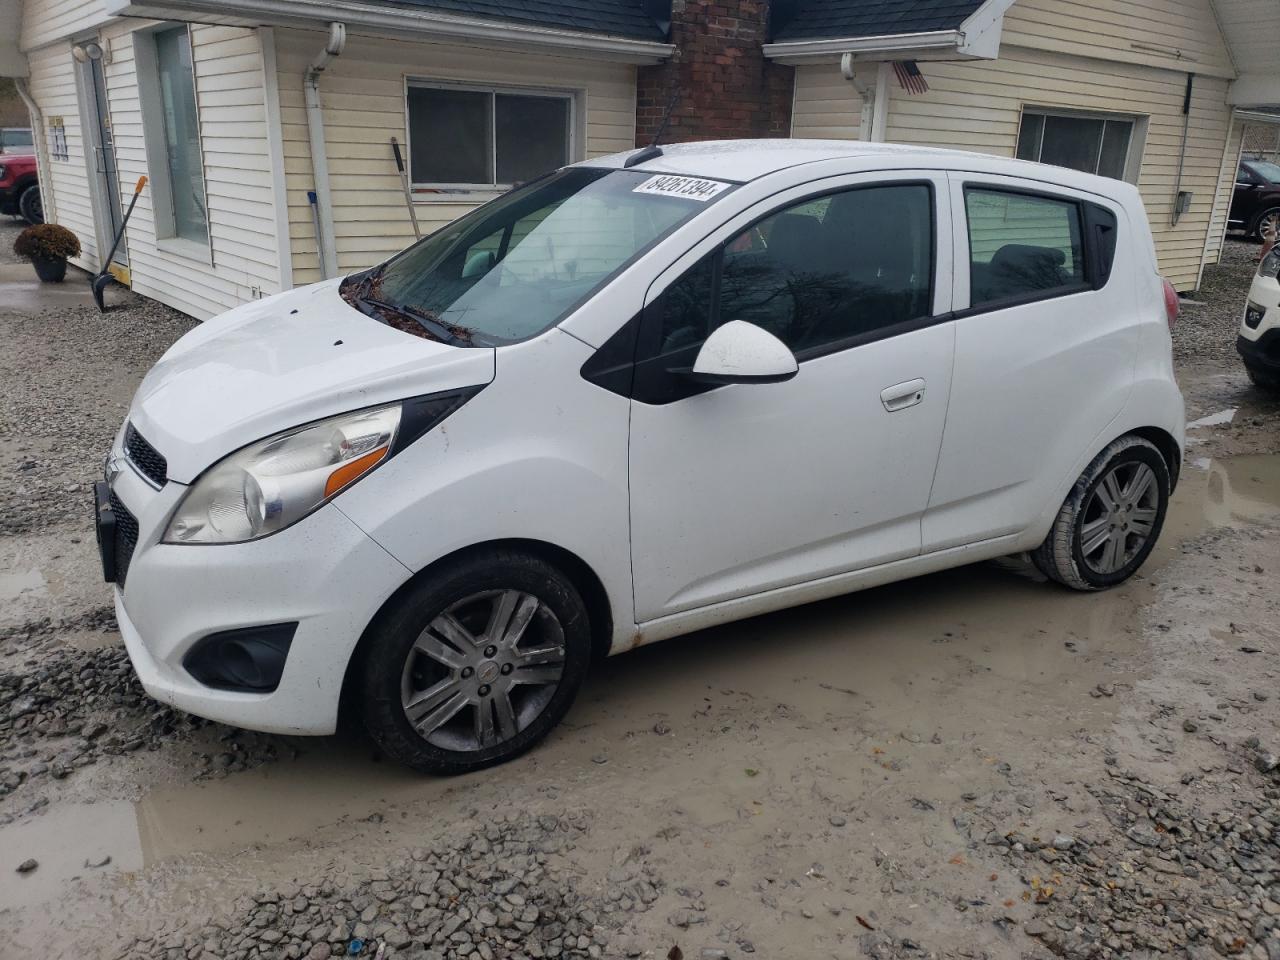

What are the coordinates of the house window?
(407, 82, 572, 189)
(1017, 110, 1135, 181)
(142, 25, 208, 245)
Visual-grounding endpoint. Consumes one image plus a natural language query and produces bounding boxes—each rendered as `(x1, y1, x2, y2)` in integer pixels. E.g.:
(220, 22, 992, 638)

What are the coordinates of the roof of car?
(583, 139, 1140, 202)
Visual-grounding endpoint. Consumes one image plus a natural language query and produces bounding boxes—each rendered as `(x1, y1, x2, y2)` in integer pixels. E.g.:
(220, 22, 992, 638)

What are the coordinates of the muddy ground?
(2, 215, 1280, 960)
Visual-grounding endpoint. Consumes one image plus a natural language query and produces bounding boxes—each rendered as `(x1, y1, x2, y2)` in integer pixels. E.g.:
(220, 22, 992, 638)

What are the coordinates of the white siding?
(25, 41, 99, 272)
(790, 63, 866, 140)
(273, 28, 638, 286)
(1203, 115, 1246, 272)
(1001, 0, 1235, 79)
(99, 20, 283, 318)
(19, 0, 108, 51)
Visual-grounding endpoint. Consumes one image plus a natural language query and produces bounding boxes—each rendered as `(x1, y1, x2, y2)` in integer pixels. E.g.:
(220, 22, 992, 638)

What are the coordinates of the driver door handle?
(881, 378, 926, 412)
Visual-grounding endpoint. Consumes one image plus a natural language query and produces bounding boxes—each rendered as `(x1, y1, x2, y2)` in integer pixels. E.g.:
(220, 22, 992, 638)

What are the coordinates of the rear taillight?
(1161, 277, 1179, 330)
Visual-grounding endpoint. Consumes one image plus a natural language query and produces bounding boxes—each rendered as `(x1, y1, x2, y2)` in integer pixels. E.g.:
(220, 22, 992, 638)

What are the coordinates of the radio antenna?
(625, 85, 681, 168)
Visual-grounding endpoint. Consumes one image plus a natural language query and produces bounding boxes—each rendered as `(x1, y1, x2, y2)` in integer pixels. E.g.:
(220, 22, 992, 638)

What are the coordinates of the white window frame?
(134, 22, 213, 260)
(404, 77, 580, 198)
(1016, 106, 1148, 185)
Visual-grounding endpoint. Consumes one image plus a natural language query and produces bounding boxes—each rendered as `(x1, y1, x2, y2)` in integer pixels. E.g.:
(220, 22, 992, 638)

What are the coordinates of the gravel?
(1175, 237, 1259, 372)
(0, 255, 196, 535)
(116, 812, 664, 960)
(1, 611, 284, 813)
(994, 757, 1280, 959)
(2, 216, 27, 264)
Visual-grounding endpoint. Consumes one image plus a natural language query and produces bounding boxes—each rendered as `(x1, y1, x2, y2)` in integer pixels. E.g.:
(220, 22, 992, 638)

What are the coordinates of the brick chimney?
(635, 0, 794, 146)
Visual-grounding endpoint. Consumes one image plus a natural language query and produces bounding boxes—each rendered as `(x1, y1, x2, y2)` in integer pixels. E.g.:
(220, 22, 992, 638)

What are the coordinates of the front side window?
(965, 188, 1086, 308)
(1246, 159, 1280, 184)
(408, 84, 572, 188)
(345, 167, 728, 345)
(1017, 110, 1135, 181)
(647, 183, 933, 362)
(150, 26, 207, 243)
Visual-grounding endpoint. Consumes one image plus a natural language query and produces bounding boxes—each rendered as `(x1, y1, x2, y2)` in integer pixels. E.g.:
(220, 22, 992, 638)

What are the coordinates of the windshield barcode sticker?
(633, 175, 731, 201)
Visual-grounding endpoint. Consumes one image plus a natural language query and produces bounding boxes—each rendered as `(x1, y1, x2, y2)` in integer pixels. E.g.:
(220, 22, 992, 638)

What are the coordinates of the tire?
(1247, 367, 1280, 392)
(17, 184, 43, 225)
(1249, 205, 1280, 242)
(1032, 436, 1170, 591)
(358, 549, 592, 775)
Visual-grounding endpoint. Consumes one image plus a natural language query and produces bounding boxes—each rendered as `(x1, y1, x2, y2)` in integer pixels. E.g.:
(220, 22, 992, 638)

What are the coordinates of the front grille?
(124, 423, 167, 487)
(110, 490, 139, 586)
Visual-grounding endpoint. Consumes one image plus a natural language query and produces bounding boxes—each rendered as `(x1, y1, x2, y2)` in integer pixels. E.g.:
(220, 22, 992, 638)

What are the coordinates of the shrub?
(14, 223, 81, 261)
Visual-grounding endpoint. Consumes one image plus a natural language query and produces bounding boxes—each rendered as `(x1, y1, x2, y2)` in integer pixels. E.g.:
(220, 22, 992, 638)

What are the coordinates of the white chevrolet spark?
(98, 140, 1185, 774)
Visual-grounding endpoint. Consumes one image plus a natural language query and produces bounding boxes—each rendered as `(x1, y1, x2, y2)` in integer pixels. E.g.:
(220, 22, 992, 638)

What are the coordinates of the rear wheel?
(358, 549, 592, 774)
(1032, 436, 1170, 591)
(18, 184, 43, 225)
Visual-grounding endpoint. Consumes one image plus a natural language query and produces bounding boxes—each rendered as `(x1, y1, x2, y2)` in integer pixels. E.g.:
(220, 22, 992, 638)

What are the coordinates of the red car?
(0, 153, 42, 224)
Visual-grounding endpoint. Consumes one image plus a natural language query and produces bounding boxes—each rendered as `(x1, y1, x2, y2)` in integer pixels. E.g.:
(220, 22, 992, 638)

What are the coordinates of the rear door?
(922, 172, 1139, 552)
(627, 172, 956, 622)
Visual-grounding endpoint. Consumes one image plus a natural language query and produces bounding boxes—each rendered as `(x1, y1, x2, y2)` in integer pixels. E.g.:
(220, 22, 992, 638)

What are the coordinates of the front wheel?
(1250, 205, 1280, 241)
(358, 549, 592, 774)
(1032, 436, 1170, 591)
(18, 184, 43, 225)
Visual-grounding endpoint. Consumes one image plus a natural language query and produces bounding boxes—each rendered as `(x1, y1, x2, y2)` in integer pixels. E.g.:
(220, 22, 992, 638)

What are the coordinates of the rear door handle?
(880, 378, 926, 412)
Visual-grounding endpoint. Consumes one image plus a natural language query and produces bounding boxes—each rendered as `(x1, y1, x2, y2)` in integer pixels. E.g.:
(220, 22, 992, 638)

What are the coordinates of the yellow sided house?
(3, 0, 1280, 319)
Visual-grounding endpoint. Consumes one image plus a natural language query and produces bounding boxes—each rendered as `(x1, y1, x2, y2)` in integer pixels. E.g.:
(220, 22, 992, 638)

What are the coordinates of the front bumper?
(107, 440, 410, 735)
(1238, 330, 1280, 378)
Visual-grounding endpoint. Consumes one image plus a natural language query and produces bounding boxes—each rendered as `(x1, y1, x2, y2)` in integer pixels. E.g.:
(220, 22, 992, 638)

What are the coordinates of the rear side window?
(965, 188, 1086, 308)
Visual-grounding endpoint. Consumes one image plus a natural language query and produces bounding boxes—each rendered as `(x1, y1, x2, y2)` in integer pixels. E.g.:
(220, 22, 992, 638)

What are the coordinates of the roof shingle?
(382, 0, 667, 42)
(773, 0, 987, 42)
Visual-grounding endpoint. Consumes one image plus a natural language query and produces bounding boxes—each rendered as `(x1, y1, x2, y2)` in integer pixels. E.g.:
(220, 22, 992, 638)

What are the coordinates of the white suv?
(97, 140, 1184, 774)
(1240, 244, 1280, 389)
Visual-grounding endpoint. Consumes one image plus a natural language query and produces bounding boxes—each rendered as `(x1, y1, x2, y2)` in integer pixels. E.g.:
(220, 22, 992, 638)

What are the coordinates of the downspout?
(839, 54, 890, 142)
(304, 22, 345, 280)
(1171, 72, 1195, 227)
(13, 78, 56, 223)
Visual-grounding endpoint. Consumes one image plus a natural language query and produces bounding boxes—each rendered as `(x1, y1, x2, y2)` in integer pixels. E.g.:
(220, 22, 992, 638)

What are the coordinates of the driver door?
(628, 174, 956, 622)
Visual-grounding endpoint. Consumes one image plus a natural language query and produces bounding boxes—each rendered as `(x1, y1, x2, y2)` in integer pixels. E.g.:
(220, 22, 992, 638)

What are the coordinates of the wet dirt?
(2, 222, 1280, 957)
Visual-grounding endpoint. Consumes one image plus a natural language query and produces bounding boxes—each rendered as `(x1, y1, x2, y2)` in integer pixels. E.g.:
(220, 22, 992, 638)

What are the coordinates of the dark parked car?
(0, 153, 42, 224)
(1230, 159, 1280, 239)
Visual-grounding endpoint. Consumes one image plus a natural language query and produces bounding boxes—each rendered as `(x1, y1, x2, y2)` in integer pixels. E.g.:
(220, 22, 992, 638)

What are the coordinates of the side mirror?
(687, 320, 798, 385)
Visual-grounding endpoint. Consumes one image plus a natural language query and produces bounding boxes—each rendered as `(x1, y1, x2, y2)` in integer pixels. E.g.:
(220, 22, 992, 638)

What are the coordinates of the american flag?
(892, 60, 929, 95)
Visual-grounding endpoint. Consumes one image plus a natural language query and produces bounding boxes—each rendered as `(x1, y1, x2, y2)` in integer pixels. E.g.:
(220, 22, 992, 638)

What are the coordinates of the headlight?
(0, 165, 7, 179)
(164, 389, 479, 544)
(1259, 247, 1280, 280)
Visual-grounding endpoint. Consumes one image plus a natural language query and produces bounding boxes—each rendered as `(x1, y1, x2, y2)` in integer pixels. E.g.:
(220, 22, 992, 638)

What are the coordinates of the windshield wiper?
(344, 271, 472, 346)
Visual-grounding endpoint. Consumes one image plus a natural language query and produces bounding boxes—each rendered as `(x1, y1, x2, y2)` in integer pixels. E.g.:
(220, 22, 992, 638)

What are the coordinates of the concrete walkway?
(0, 262, 108, 311)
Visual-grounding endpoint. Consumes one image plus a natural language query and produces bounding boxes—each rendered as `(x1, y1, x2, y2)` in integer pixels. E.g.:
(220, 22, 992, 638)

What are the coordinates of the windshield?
(1249, 160, 1280, 184)
(342, 167, 731, 345)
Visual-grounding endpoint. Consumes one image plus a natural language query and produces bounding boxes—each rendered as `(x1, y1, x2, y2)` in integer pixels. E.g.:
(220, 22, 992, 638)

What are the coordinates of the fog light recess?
(183, 623, 298, 693)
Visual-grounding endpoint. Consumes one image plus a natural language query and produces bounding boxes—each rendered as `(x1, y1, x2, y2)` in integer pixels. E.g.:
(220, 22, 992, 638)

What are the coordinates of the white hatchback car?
(98, 140, 1184, 773)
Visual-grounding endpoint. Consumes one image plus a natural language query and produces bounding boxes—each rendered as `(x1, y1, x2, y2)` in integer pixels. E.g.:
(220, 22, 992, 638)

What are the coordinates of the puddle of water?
(0, 801, 143, 911)
(1187, 407, 1238, 429)
(0, 567, 46, 603)
(1201, 454, 1280, 529)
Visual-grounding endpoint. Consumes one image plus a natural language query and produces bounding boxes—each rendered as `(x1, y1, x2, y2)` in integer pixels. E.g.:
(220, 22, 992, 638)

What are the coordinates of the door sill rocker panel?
(620, 532, 1022, 653)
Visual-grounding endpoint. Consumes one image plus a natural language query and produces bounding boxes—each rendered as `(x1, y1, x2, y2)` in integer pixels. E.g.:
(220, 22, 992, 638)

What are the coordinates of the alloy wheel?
(1079, 461, 1160, 575)
(1260, 209, 1280, 243)
(399, 589, 566, 752)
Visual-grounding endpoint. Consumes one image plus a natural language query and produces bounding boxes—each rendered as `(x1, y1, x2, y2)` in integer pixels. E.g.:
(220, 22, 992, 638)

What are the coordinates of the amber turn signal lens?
(324, 447, 387, 498)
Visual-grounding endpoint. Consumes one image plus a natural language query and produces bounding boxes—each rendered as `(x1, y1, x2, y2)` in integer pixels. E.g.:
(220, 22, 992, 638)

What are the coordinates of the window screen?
(965, 188, 1086, 307)
(408, 85, 571, 187)
(1017, 111, 1135, 181)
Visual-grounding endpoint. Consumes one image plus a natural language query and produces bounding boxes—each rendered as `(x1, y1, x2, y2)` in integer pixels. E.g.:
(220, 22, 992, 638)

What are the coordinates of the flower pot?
(32, 256, 67, 283)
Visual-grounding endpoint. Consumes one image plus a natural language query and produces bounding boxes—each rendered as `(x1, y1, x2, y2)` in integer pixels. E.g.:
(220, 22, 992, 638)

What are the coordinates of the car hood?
(128, 279, 495, 483)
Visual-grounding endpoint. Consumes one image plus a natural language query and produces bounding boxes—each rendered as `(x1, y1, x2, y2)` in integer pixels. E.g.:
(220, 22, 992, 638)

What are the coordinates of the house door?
(78, 45, 128, 278)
